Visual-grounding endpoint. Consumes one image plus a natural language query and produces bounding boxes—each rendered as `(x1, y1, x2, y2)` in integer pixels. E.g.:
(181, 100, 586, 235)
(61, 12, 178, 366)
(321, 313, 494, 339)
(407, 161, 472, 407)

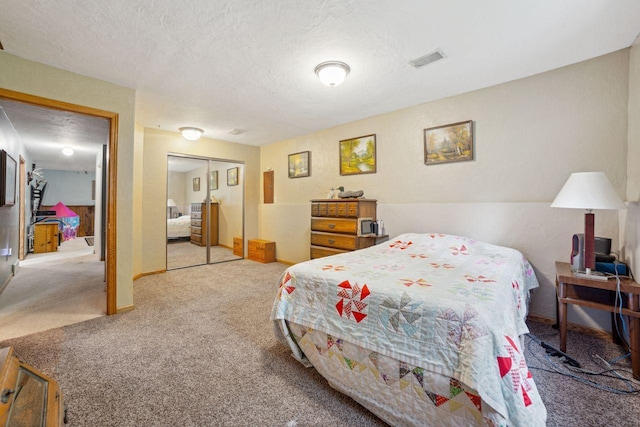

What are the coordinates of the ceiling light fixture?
(315, 61, 350, 87)
(62, 147, 74, 156)
(179, 127, 204, 141)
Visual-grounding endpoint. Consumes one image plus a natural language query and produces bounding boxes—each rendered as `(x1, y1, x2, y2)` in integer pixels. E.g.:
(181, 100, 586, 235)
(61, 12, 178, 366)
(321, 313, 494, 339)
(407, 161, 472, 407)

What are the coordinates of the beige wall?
(0, 52, 136, 309)
(260, 50, 630, 324)
(132, 124, 144, 278)
(141, 128, 259, 273)
(623, 36, 640, 277)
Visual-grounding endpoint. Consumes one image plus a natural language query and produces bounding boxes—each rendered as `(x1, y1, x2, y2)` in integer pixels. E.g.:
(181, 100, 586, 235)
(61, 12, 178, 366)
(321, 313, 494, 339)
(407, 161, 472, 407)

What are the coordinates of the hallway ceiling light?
(179, 127, 204, 141)
(315, 61, 350, 87)
(62, 146, 74, 156)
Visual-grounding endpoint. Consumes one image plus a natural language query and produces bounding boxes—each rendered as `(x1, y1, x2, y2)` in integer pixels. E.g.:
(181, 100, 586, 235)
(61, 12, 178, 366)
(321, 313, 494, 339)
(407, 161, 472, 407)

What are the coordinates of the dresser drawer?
(191, 226, 202, 236)
(190, 235, 202, 245)
(191, 211, 202, 219)
(311, 218, 357, 234)
(311, 232, 356, 250)
(310, 245, 348, 259)
(191, 219, 202, 227)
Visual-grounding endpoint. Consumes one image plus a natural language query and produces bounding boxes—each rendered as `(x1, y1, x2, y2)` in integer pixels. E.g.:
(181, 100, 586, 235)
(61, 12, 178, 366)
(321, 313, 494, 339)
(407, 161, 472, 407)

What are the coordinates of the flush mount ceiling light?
(315, 61, 350, 87)
(179, 127, 204, 141)
(62, 147, 74, 156)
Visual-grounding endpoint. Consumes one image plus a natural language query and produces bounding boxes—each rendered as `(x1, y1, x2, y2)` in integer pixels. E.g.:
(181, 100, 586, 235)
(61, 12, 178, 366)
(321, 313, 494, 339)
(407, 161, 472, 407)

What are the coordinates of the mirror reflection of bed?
(166, 155, 243, 270)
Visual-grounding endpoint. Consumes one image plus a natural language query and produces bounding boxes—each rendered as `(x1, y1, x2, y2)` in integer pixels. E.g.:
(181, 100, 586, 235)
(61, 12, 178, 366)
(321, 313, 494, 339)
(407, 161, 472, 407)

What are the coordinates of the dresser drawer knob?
(328, 239, 335, 244)
(328, 224, 335, 229)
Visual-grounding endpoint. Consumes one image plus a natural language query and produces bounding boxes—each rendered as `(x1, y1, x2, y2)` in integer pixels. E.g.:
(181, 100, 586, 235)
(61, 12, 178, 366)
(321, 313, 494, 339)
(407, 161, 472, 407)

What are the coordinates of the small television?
(358, 218, 374, 236)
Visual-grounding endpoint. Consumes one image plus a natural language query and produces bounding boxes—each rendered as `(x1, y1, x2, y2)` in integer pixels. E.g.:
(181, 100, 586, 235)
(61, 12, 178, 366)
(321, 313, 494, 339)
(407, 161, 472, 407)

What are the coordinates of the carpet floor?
(1, 260, 639, 426)
(167, 240, 241, 270)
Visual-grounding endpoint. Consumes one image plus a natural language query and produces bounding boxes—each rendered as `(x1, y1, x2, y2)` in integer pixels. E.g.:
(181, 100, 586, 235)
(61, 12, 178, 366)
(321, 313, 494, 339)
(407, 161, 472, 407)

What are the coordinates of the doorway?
(166, 154, 244, 270)
(0, 88, 118, 315)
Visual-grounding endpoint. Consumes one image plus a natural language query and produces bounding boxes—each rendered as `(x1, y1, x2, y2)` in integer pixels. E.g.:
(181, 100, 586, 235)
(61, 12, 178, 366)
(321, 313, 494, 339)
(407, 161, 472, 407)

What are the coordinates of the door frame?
(0, 88, 119, 315)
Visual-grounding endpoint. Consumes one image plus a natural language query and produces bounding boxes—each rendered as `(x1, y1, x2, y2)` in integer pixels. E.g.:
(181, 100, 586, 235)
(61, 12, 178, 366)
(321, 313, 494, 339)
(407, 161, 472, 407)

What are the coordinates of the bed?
(167, 215, 191, 239)
(271, 233, 547, 426)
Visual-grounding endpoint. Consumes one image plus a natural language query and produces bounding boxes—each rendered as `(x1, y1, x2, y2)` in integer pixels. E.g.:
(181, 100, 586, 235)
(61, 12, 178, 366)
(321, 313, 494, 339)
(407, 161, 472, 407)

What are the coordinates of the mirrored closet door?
(166, 154, 244, 270)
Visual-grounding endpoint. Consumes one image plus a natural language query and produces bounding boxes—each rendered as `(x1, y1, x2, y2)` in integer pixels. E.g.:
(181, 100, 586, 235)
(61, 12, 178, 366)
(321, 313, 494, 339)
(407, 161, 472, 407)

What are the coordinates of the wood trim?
(106, 113, 118, 315)
(0, 88, 119, 316)
(133, 270, 165, 281)
(527, 314, 613, 342)
(276, 258, 295, 266)
(18, 156, 25, 260)
(116, 305, 135, 314)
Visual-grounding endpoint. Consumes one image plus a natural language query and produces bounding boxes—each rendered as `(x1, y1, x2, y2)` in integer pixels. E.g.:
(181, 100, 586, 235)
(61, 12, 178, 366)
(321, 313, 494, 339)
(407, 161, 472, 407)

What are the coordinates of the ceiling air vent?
(409, 49, 445, 69)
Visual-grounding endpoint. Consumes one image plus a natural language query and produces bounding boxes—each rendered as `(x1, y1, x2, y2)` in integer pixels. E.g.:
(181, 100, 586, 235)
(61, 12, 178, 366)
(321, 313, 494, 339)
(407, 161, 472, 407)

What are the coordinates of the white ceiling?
(0, 0, 639, 149)
(0, 99, 109, 171)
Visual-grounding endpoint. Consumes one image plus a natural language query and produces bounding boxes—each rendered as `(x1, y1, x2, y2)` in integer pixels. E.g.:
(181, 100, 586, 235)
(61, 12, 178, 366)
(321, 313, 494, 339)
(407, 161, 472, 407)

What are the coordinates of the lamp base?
(573, 270, 609, 281)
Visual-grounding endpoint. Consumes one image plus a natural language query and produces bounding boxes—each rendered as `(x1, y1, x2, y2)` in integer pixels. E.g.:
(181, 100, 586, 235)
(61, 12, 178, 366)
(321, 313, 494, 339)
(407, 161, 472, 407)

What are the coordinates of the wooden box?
(34, 223, 59, 254)
(233, 237, 243, 257)
(248, 239, 275, 263)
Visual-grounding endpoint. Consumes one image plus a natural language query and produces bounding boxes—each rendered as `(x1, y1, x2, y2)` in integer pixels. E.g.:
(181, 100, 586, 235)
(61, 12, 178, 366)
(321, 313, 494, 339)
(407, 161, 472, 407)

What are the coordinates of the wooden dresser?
(190, 203, 219, 246)
(310, 199, 386, 259)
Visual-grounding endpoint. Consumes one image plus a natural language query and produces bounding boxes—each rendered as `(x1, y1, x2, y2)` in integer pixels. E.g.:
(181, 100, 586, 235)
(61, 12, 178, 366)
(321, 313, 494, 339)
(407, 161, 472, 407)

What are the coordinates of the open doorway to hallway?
(0, 92, 116, 340)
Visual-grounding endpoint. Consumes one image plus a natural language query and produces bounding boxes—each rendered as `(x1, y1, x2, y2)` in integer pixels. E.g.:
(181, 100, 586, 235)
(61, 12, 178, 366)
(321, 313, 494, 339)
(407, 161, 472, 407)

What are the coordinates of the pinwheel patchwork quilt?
(271, 233, 547, 426)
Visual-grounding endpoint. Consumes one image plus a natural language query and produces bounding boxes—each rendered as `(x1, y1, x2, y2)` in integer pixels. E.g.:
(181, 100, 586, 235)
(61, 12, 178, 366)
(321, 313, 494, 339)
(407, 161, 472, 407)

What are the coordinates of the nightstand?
(555, 261, 640, 379)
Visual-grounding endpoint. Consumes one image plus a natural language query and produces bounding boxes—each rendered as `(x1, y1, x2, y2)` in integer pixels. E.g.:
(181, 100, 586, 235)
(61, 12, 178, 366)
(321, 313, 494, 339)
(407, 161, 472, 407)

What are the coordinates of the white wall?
(0, 51, 136, 309)
(623, 35, 640, 278)
(260, 50, 630, 326)
(210, 161, 244, 248)
(40, 169, 96, 206)
(167, 169, 188, 216)
(0, 107, 32, 286)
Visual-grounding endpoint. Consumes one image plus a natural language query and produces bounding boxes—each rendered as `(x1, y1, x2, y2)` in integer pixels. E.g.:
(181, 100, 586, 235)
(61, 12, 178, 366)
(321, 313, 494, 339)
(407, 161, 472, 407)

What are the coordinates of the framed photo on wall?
(210, 170, 218, 190)
(193, 177, 200, 192)
(288, 151, 310, 178)
(0, 150, 16, 207)
(339, 134, 376, 175)
(227, 167, 238, 186)
(424, 120, 473, 165)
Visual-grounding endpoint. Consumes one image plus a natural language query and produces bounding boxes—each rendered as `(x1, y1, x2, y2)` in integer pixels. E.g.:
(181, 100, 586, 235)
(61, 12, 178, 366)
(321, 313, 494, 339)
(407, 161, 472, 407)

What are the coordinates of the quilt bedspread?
(271, 233, 546, 426)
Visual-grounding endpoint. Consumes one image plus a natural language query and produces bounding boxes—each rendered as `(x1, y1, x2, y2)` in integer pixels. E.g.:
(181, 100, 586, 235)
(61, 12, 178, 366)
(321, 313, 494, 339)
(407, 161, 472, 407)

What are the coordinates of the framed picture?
(0, 150, 16, 207)
(210, 170, 218, 190)
(227, 167, 238, 186)
(339, 134, 376, 176)
(193, 177, 200, 192)
(424, 120, 473, 165)
(288, 151, 311, 178)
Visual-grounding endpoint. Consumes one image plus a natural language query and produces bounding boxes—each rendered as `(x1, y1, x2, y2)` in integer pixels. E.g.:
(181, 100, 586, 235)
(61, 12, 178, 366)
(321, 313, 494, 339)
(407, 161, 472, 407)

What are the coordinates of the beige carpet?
(1, 260, 638, 426)
(0, 237, 105, 341)
(167, 240, 241, 270)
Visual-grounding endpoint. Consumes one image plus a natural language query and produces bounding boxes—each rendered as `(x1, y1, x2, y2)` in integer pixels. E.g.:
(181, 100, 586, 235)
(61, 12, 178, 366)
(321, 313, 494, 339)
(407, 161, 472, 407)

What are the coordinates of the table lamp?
(551, 172, 626, 277)
(167, 198, 177, 218)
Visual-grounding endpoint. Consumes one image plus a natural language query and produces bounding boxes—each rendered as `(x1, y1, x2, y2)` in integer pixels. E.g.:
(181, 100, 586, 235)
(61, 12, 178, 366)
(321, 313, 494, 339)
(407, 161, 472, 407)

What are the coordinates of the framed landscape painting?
(210, 170, 218, 190)
(288, 151, 310, 178)
(227, 167, 238, 186)
(339, 134, 376, 176)
(424, 120, 473, 165)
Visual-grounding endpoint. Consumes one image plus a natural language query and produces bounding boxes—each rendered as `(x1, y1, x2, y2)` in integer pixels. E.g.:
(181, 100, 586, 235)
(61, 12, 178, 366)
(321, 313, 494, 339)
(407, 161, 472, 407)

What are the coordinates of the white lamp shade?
(551, 172, 626, 210)
(315, 61, 350, 87)
(179, 127, 204, 141)
(167, 199, 177, 207)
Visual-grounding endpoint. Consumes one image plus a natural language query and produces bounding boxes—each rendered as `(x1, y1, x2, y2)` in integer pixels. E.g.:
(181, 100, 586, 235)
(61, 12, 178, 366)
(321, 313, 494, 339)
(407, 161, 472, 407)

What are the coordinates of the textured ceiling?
(0, 99, 109, 171)
(0, 0, 639, 150)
